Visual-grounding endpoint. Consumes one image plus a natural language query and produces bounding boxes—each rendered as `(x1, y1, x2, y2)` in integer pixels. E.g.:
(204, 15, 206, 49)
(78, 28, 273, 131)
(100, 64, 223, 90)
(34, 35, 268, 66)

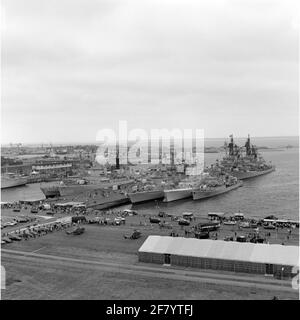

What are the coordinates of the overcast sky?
(1, 0, 299, 144)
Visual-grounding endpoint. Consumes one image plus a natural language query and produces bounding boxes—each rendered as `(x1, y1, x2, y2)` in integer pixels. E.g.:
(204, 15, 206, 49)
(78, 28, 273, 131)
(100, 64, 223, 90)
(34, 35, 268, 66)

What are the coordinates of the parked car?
(240, 222, 250, 228)
(264, 224, 276, 230)
(236, 235, 247, 242)
(178, 218, 190, 226)
(182, 212, 194, 220)
(195, 231, 209, 239)
(14, 216, 29, 223)
(158, 211, 167, 218)
(8, 234, 22, 241)
(4, 221, 17, 227)
(223, 220, 236, 225)
(114, 217, 125, 225)
(149, 217, 161, 224)
(2, 237, 12, 243)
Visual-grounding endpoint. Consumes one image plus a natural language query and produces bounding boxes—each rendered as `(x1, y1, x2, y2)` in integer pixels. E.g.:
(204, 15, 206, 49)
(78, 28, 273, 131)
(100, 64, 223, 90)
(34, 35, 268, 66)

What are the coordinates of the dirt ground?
(1, 207, 299, 300)
(2, 254, 298, 300)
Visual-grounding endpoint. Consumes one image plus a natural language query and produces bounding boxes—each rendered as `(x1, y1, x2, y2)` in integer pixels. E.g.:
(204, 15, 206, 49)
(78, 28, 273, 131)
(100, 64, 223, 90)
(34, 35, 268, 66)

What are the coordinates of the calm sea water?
(1, 147, 299, 220)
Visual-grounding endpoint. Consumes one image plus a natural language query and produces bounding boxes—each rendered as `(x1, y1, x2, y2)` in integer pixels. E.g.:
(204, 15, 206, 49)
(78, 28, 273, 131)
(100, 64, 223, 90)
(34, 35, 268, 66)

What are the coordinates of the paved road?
(2, 248, 297, 293)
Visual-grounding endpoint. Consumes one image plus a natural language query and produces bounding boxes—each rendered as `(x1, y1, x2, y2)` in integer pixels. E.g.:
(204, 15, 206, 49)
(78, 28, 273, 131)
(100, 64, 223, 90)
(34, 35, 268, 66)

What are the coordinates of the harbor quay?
(2, 0, 299, 304)
(1, 201, 299, 300)
(1, 201, 299, 247)
(1, 135, 299, 300)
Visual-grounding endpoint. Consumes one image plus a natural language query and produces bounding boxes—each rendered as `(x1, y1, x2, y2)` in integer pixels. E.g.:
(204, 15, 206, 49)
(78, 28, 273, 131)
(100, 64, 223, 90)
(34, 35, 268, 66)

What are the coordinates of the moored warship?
(40, 145, 135, 200)
(41, 177, 134, 198)
(217, 135, 275, 180)
(41, 182, 102, 198)
(164, 169, 242, 202)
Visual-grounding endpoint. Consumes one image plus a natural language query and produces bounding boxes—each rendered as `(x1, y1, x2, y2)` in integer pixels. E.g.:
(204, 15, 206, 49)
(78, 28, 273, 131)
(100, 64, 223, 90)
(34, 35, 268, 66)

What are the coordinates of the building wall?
(138, 252, 295, 278)
(138, 252, 164, 264)
(273, 265, 294, 279)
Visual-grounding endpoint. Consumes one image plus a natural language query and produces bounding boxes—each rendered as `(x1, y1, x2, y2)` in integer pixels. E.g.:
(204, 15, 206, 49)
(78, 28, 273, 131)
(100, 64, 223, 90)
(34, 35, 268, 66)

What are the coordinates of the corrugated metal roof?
(139, 236, 299, 266)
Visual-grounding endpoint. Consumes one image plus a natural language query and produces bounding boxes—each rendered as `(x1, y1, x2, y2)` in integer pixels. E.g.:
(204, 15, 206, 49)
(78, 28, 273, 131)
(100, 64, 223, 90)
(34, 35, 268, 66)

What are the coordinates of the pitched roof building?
(138, 236, 299, 278)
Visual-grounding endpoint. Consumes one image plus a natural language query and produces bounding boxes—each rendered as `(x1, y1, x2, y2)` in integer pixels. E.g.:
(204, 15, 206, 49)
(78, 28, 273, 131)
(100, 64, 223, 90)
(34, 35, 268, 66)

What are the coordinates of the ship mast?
(116, 140, 120, 169)
(224, 141, 228, 156)
(228, 134, 234, 156)
(245, 134, 251, 156)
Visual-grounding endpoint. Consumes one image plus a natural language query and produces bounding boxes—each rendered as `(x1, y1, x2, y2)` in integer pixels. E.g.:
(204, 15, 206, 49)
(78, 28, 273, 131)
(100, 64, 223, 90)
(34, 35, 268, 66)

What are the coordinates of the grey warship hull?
(192, 181, 243, 200)
(230, 166, 275, 180)
(128, 190, 165, 204)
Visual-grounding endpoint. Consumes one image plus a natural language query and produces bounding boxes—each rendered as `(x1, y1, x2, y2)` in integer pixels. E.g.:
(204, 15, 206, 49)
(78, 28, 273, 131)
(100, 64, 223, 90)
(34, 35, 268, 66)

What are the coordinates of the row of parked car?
(150, 212, 194, 226)
(1, 216, 37, 229)
(88, 216, 126, 225)
(2, 220, 72, 245)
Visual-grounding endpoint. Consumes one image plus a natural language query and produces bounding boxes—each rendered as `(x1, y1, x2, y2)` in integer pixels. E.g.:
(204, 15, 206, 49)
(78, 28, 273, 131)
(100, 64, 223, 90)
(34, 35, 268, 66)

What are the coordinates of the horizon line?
(1, 135, 299, 146)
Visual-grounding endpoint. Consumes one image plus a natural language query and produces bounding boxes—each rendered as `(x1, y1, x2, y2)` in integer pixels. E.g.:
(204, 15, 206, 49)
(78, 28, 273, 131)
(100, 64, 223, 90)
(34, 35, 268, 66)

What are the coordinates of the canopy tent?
(55, 201, 85, 208)
(182, 212, 194, 217)
(234, 213, 245, 217)
(20, 198, 45, 204)
(0, 201, 14, 205)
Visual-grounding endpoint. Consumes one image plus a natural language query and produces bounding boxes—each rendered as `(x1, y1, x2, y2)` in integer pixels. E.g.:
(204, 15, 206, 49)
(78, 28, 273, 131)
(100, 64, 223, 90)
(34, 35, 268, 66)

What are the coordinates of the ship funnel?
(159, 136, 162, 164)
(148, 136, 151, 164)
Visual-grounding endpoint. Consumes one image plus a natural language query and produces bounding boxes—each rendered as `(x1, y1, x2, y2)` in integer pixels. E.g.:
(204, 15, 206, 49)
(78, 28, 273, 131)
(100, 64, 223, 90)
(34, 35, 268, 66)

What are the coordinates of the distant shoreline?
(1, 136, 299, 147)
